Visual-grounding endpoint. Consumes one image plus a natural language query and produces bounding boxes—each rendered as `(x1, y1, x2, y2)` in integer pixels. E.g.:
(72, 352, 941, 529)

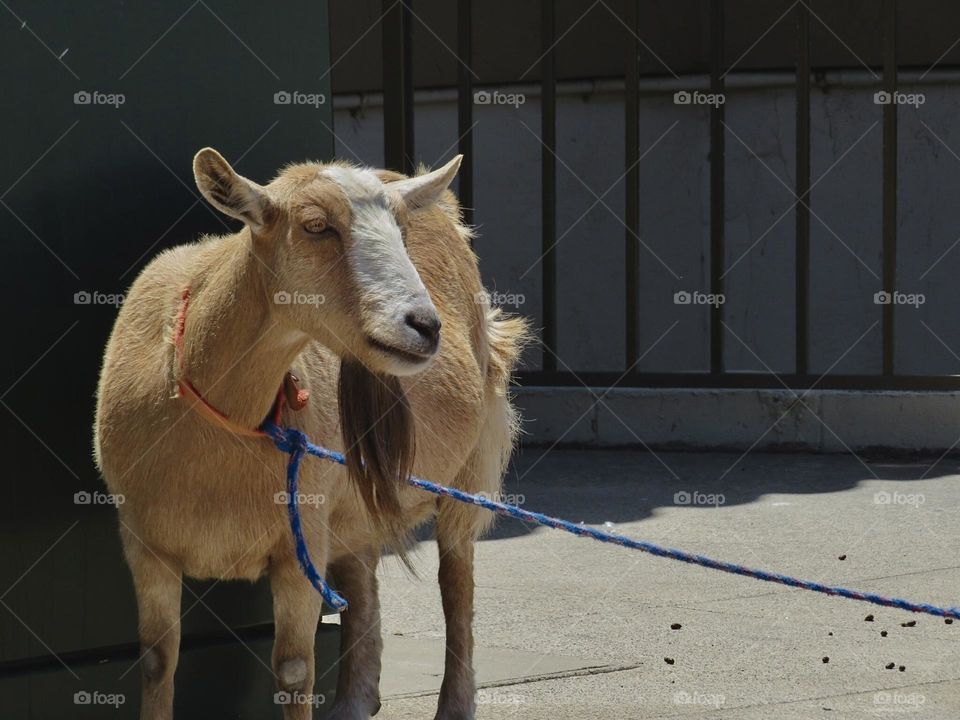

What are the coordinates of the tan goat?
(94, 149, 526, 720)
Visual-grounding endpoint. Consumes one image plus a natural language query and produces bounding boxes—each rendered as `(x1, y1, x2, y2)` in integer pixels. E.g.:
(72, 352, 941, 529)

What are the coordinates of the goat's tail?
(485, 306, 531, 391)
(484, 306, 531, 460)
(432, 306, 531, 547)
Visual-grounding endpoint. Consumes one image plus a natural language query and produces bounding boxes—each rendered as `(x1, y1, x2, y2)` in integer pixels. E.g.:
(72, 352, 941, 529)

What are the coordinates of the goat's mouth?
(366, 335, 435, 364)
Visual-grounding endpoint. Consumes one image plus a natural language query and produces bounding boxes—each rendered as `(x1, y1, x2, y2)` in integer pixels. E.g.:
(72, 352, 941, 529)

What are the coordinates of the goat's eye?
(304, 222, 338, 239)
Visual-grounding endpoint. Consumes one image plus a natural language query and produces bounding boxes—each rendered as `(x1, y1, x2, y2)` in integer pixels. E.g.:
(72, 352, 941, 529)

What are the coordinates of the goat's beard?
(337, 359, 415, 539)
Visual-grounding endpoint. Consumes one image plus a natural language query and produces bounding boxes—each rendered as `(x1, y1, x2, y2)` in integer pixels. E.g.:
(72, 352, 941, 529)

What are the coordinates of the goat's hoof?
(323, 697, 381, 720)
(433, 706, 476, 720)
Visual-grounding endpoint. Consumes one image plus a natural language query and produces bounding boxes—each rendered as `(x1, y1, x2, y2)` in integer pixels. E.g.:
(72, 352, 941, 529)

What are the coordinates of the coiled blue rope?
(264, 422, 960, 620)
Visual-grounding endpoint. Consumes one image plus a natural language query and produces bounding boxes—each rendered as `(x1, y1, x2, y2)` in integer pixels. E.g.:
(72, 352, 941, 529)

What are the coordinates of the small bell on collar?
(284, 372, 310, 411)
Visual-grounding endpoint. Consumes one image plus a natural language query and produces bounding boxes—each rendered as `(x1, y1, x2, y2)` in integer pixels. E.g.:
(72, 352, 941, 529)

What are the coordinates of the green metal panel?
(0, 624, 342, 718)
(0, 0, 337, 714)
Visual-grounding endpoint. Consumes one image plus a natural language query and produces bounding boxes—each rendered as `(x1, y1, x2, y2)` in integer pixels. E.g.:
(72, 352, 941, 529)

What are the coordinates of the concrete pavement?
(361, 449, 960, 719)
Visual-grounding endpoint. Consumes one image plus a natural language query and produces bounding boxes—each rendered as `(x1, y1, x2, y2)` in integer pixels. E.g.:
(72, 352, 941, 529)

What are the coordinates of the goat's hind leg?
(325, 547, 383, 720)
(434, 498, 485, 720)
(434, 391, 516, 720)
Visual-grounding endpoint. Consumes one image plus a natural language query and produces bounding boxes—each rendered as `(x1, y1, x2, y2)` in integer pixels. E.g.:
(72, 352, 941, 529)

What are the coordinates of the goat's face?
(193, 148, 461, 376)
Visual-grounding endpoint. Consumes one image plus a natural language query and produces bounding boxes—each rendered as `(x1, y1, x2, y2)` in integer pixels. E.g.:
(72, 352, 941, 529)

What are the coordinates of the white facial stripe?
(322, 166, 384, 201)
(322, 167, 427, 307)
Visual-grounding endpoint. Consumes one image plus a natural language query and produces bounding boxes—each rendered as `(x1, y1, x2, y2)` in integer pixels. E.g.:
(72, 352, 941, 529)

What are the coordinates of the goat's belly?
(117, 465, 288, 582)
(179, 547, 271, 582)
(176, 517, 282, 581)
(128, 503, 281, 581)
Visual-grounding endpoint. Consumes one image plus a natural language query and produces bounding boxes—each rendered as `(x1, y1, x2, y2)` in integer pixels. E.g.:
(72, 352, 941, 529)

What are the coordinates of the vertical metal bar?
(624, 0, 640, 371)
(383, 0, 415, 173)
(710, 0, 725, 375)
(320, 0, 336, 160)
(882, 0, 897, 376)
(795, 2, 811, 375)
(457, 0, 474, 228)
(402, 1, 414, 172)
(541, 0, 557, 372)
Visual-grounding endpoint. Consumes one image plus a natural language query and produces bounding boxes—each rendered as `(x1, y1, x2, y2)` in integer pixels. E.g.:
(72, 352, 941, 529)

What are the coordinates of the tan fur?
(94, 152, 527, 720)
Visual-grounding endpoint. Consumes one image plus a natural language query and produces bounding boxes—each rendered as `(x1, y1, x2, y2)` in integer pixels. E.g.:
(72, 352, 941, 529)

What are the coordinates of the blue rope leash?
(275, 426, 349, 611)
(264, 422, 960, 620)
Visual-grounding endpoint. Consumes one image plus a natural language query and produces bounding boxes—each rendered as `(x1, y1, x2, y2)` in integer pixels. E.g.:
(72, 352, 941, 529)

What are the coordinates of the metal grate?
(379, 0, 960, 391)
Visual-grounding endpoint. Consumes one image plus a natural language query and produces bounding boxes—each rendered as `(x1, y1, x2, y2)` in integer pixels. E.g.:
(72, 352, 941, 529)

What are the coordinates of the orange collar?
(172, 287, 308, 437)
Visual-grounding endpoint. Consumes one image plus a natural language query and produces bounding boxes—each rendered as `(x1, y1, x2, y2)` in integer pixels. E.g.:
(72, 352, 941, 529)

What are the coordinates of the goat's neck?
(179, 232, 308, 429)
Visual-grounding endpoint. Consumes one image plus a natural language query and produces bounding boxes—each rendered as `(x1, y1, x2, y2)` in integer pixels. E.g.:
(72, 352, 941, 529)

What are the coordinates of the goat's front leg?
(325, 547, 383, 719)
(434, 503, 480, 720)
(270, 558, 324, 720)
(122, 531, 183, 720)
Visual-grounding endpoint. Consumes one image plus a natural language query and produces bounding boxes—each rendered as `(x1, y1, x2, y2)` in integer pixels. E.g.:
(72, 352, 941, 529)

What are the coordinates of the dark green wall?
(0, 1, 336, 716)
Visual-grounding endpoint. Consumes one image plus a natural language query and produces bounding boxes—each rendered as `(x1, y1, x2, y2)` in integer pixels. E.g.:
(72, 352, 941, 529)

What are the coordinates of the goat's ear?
(389, 155, 462, 210)
(193, 148, 273, 229)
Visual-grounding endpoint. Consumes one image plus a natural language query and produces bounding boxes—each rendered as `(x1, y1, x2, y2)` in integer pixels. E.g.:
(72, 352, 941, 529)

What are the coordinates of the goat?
(94, 148, 527, 720)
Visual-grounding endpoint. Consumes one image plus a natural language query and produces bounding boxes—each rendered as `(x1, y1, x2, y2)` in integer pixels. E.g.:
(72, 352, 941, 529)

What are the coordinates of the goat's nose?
(405, 306, 441, 346)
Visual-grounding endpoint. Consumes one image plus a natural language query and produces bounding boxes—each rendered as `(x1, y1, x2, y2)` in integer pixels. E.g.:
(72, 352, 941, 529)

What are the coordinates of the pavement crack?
(386, 663, 640, 701)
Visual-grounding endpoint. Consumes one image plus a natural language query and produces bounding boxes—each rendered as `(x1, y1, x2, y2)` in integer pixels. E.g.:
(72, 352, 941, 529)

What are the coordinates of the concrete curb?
(513, 386, 960, 453)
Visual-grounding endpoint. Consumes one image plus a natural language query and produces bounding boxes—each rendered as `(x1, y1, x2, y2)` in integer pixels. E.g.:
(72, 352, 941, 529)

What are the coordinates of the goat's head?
(192, 147, 460, 377)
